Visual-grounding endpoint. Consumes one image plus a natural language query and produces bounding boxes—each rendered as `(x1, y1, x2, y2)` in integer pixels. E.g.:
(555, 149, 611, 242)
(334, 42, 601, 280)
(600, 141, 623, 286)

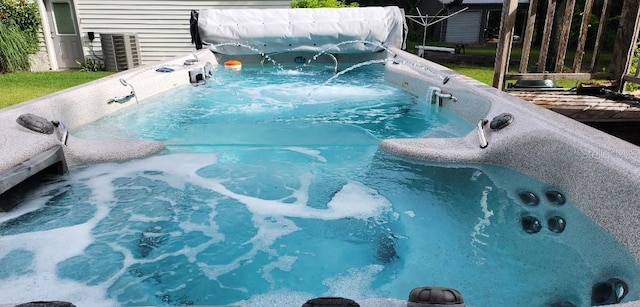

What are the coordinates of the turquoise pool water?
(75, 64, 472, 145)
(0, 65, 638, 306)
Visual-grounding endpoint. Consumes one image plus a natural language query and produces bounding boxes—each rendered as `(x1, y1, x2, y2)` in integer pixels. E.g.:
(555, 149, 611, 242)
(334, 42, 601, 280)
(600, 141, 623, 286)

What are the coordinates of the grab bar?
(477, 119, 488, 149)
(107, 91, 136, 104)
(434, 91, 458, 103)
(107, 78, 138, 104)
(51, 120, 68, 145)
(428, 87, 458, 105)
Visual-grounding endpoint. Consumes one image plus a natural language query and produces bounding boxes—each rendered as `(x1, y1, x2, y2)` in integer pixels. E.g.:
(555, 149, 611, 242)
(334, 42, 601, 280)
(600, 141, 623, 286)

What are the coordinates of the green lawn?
(410, 42, 613, 72)
(446, 63, 583, 88)
(0, 45, 611, 110)
(1, 71, 112, 108)
(446, 64, 496, 85)
(408, 42, 613, 88)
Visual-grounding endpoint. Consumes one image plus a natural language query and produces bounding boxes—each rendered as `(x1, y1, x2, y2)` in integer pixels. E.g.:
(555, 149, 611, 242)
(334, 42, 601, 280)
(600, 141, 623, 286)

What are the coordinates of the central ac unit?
(100, 33, 141, 72)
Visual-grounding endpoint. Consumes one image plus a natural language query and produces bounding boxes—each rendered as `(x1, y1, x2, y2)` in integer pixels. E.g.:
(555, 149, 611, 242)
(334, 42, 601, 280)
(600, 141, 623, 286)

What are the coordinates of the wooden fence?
(493, 0, 640, 92)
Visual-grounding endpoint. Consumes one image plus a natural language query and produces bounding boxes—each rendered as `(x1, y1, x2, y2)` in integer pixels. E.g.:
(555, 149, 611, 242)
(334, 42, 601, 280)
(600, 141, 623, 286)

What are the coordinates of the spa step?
(0, 145, 68, 210)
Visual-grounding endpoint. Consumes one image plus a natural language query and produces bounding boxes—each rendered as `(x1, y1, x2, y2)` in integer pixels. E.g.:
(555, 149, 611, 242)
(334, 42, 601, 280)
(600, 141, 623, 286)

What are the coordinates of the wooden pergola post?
(554, 0, 576, 72)
(519, 0, 538, 73)
(572, 0, 594, 72)
(500, 0, 640, 91)
(492, 0, 519, 90)
(590, 0, 612, 73)
(537, 0, 557, 72)
(611, 0, 640, 91)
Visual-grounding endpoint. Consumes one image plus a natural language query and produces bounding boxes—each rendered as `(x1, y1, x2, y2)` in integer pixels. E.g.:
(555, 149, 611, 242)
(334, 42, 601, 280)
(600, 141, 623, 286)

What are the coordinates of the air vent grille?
(100, 33, 141, 72)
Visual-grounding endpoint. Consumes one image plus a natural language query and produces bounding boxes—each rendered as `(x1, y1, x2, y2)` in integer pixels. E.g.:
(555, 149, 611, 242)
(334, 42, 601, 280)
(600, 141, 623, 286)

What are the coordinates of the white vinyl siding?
(76, 0, 291, 65)
(30, 27, 52, 71)
(37, 27, 47, 50)
(445, 10, 482, 44)
(28, 0, 51, 71)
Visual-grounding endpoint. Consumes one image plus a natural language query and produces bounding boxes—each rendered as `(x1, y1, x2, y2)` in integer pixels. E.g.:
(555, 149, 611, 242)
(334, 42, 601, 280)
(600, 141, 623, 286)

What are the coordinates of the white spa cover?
(195, 6, 406, 55)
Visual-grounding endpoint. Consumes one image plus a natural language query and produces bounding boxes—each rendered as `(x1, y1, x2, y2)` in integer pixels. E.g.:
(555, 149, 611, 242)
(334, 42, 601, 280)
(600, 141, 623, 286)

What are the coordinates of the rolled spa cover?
(191, 6, 406, 55)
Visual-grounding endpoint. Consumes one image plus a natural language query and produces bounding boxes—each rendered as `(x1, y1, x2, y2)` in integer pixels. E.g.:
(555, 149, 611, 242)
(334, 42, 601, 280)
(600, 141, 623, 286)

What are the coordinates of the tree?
(291, 0, 359, 8)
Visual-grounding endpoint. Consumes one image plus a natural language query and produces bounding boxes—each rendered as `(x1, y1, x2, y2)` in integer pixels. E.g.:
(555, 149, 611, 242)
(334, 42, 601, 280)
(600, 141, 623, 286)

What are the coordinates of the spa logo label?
(578, 148, 640, 160)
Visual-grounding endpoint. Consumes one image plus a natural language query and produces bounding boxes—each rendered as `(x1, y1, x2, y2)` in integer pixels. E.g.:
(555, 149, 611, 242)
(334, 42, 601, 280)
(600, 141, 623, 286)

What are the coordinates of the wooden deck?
(508, 89, 640, 122)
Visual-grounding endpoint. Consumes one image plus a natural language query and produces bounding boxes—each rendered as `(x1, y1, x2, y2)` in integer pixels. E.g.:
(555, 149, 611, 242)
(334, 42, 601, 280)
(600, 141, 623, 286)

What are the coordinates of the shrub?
(0, 22, 30, 72)
(291, 0, 358, 8)
(0, 0, 42, 72)
(76, 58, 105, 72)
(625, 43, 640, 92)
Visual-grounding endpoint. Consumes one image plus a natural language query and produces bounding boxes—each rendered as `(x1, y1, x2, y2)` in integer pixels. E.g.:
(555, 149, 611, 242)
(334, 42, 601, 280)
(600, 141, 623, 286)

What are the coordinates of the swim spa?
(1, 6, 640, 307)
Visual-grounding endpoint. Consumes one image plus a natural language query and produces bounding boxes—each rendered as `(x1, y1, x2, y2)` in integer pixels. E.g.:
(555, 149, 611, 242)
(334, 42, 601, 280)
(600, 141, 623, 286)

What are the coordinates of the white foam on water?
(0, 176, 86, 225)
(358, 298, 407, 307)
(236, 289, 312, 307)
(1, 152, 393, 305)
(218, 100, 295, 115)
(115, 153, 219, 191)
(240, 82, 395, 106)
(0, 276, 118, 307)
(60, 153, 211, 192)
(470, 186, 494, 250)
(285, 146, 328, 163)
(260, 255, 298, 285)
(128, 206, 174, 223)
(284, 172, 311, 206)
(239, 82, 309, 104)
(247, 215, 300, 258)
(302, 85, 396, 105)
(271, 69, 318, 76)
(0, 222, 117, 306)
(324, 182, 391, 220)
(75, 152, 390, 233)
(236, 269, 406, 307)
(179, 216, 225, 260)
(0, 154, 223, 306)
(238, 292, 407, 307)
(0, 193, 49, 224)
(470, 170, 483, 182)
(0, 159, 126, 306)
(170, 154, 391, 224)
(198, 215, 300, 282)
(146, 153, 392, 221)
(404, 210, 415, 218)
(200, 177, 391, 220)
(321, 265, 385, 300)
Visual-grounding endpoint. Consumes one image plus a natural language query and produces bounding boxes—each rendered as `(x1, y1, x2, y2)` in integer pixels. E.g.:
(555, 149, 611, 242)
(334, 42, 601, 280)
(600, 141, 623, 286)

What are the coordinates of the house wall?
(444, 4, 529, 44)
(414, 1, 529, 44)
(33, 0, 291, 70)
(30, 28, 51, 71)
(23, 0, 51, 71)
(445, 10, 483, 43)
(75, 0, 291, 66)
(446, 5, 492, 44)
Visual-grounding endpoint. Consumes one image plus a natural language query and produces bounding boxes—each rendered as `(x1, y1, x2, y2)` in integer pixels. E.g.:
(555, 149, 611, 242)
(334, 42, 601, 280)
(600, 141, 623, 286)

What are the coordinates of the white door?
(46, 0, 84, 69)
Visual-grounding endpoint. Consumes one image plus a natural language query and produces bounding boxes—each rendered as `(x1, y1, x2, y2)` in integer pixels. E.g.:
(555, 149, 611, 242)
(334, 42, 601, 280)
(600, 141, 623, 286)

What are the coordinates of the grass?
(420, 43, 613, 89)
(411, 41, 613, 71)
(0, 43, 614, 109)
(0, 71, 112, 108)
(446, 64, 495, 85)
(446, 64, 584, 88)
